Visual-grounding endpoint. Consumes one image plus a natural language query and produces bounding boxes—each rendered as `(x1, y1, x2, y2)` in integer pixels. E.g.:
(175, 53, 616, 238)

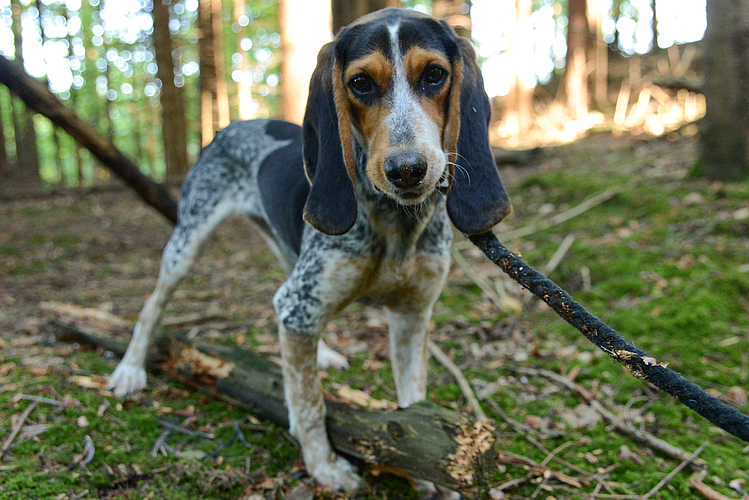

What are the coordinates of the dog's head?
(302, 8, 512, 235)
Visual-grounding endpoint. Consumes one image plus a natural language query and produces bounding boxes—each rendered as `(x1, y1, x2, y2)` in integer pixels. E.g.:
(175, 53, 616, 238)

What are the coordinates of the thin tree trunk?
(152, 0, 190, 179)
(588, 0, 608, 106)
(234, 0, 255, 119)
(278, 0, 332, 124)
(504, 0, 534, 135)
(432, 0, 472, 38)
(565, 0, 591, 120)
(198, 0, 230, 145)
(0, 55, 178, 223)
(9, 0, 41, 188)
(0, 93, 7, 168)
(332, 0, 399, 35)
(698, 0, 749, 180)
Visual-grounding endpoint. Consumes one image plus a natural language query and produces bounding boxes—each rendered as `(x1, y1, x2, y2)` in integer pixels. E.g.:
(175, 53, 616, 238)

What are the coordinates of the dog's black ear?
(302, 43, 358, 235)
(445, 38, 512, 235)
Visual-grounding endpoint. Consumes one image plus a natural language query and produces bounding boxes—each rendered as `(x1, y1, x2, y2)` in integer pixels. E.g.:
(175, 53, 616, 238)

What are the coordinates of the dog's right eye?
(349, 75, 374, 95)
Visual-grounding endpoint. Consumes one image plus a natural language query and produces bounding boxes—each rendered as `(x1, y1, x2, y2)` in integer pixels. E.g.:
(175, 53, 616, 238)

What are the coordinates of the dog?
(109, 8, 511, 493)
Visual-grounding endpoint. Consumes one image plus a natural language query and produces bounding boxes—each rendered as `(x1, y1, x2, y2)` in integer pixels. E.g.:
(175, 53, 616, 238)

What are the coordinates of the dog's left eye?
(350, 75, 374, 95)
(423, 66, 446, 87)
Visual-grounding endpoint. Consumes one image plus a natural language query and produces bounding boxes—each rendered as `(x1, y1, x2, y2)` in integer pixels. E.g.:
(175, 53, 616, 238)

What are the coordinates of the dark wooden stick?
(469, 231, 749, 443)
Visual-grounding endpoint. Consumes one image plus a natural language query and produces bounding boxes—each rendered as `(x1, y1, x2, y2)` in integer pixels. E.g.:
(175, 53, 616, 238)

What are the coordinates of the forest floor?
(1, 132, 748, 500)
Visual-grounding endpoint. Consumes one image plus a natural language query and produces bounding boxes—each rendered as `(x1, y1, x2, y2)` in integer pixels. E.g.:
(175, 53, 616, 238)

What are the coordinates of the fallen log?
(54, 322, 495, 491)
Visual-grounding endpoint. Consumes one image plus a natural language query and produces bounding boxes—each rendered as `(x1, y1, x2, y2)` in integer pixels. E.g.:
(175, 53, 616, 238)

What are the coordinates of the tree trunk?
(432, 0, 472, 38)
(0, 55, 178, 223)
(57, 322, 497, 492)
(233, 0, 255, 120)
(198, 0, 230, 146)
(152, 0, 190, 179)
(332, 0, 399, 35)
(8, 0, 41, 189)
(278, 0, 332, 124)
(698, 0, 749, 181)
(565, 0, 591, 120)
(0, 93, 7, 168)
(504, 0, 535, 135)
(588, 0, 608, 106)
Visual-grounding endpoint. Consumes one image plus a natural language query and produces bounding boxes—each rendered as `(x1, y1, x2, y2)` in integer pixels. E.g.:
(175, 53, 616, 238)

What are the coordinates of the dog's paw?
(415, 480, 462, 500)
(310, 456, 361, 493)
(108, 362, 147, 397)
(317, 340, 349, 370)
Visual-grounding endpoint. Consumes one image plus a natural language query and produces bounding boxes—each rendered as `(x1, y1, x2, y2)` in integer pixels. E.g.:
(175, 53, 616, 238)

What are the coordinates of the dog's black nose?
(384, 153, 427, 189)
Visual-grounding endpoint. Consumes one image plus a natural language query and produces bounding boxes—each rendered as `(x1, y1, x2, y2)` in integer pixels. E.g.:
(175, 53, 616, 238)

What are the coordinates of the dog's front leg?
(279, 325, 360, 492)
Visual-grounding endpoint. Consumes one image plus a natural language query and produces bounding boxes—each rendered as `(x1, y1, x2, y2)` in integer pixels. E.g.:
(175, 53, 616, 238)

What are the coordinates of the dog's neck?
(354, 145, 448, 253)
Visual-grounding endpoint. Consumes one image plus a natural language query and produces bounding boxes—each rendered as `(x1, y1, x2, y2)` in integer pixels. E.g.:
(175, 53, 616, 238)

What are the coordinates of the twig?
(501, 188, 623, 241)
(470, 232, 749, 444)
(484, 397, 563, 439)
(507, 365, 708, 470)
(427, 340, 488, 421)
(641, 442, 709, 498)
(20, 394, 63, 407)
(151, 428, 172, 457)
(688, 478, 736, 500)
(0, 400, 39, 460)
(451, 247, 510, 311)
(523, 234, 575, 306)
(156, 418, 215, 439)
(161, 311, 226, 327)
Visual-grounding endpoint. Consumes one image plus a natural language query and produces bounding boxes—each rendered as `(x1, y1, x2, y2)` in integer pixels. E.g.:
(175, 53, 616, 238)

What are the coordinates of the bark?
(588, 0, 608, 105)
(505, 0, 535, 134)
(332, 0, 399, 35)
(698, 0, 749, 180)
(432, 0, 472, 38)
(56, 322, 497, 492)
(152, 0, 190, 178)
(565, 0, 591, 120)
(0, 93, 7, 168)
(8, 0, 41, 187)
(198, 0, 230, 146)
(233, 0, 254, 120)
(0, 55, 178, 223)
(278, 0, 332, 124)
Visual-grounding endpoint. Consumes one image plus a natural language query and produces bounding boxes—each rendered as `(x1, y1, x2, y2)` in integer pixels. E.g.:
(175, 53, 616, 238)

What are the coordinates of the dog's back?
(175, 119, 307, 271)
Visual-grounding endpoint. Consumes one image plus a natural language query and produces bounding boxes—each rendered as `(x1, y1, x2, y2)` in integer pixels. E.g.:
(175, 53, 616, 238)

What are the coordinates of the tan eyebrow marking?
(403, 47, 451, 87)
(343, 51, 392, 92)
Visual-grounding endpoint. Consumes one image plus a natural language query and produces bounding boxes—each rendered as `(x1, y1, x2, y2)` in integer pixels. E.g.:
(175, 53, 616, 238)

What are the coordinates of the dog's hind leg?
(109, 196, 239, 396)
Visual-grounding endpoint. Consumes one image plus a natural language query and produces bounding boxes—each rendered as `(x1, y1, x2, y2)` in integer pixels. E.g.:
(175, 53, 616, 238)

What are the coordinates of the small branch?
(501, 187, 623, 241)
(0, 400, 39, 460)
(641, 442, 709, 499)
(469, 232, 749, 444)
(688, 478, 736, 500)
(156, 418, 216, 439)
(427, 340, 488, 421)
(508, 365, 708, 470)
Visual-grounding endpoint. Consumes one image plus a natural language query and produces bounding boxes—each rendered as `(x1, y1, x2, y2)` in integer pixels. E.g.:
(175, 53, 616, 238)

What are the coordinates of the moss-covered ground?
(1, 133, 747, 499)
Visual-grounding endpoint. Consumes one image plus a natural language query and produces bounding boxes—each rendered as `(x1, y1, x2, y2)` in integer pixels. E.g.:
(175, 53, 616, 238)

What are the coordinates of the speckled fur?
(111, 8, 511, 496)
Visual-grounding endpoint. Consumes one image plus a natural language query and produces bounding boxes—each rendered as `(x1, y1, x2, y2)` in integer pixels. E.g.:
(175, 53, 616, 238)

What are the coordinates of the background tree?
(432, 0, 471, 37)
(565, 0, 592, 120)
(332, 0, 399, 34)
(199, 0, 230, 146)
(698, 0, 749, 180)
(152, 0, 189, 179)
(278, 0, 331, 124)
(504, 0, 535, 135)
(6, 0, 40, 189)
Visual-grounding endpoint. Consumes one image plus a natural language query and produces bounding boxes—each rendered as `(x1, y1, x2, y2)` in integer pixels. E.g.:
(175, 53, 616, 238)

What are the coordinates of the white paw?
(317, 340, 349, 370)
(108, 362, 147, 397)
(309, 456, 361, 493)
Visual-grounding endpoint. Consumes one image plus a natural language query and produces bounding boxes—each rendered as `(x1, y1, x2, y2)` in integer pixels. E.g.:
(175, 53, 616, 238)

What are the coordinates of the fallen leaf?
(69, 375, 109, 390)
